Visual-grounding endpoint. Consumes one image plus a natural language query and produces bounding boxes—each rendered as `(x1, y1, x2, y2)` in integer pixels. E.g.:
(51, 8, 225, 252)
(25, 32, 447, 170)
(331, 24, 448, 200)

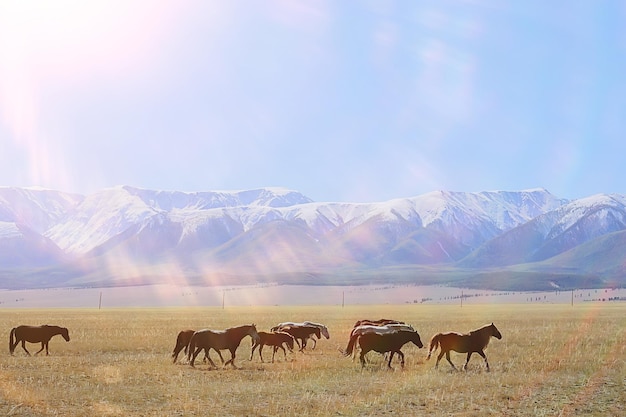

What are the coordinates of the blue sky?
(1, 0, 625, 203)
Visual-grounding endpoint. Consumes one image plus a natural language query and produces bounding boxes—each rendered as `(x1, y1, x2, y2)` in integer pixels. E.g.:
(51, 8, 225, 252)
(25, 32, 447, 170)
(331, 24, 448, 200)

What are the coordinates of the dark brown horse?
(343, 330, 423, 369)
(172, 329, 222, 364)
(188, 324, 260, 368)
(279, 325, 321, 351)
(9, 325, 70, 356)
(427, 323, 502, 371)
(249, 331, 295, 363)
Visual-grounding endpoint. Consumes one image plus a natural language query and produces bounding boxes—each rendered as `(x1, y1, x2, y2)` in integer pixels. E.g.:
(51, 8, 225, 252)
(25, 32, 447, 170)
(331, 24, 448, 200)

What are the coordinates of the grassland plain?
(0, 303, 624, 416)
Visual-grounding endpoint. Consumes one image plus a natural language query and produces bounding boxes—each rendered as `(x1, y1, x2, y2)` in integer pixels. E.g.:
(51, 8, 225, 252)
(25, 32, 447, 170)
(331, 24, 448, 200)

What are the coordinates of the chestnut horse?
(9, 325, 70, 356)
(271, 321, 330, 349)
(427, 323, 502, 371)
(172, 329, 223, 364)
(188, 324, 260, 368)
(279, 325, 321, 351)
(343, 330, 423, 369)
(249, 331, 295, 363)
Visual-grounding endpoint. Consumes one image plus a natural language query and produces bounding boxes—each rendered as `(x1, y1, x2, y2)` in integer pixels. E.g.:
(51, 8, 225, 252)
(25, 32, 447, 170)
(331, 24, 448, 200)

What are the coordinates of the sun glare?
(0, 0, 185, 190)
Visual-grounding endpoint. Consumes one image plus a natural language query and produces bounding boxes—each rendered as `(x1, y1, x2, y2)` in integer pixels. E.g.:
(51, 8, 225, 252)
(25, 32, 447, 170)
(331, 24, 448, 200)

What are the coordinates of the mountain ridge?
(1, 185, 623, 290)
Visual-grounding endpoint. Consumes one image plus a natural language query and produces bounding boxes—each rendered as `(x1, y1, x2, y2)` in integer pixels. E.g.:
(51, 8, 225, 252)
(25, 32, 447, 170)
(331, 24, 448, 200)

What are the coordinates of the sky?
(1, 0, 625, 203)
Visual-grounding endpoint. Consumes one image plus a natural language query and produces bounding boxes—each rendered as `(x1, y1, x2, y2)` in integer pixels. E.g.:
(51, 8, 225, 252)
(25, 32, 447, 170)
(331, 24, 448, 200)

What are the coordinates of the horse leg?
(206, 351, 218, 368)
(189, 347, 201, 367)
(435, 350, 445, 369)
(310, 337, 317, 350)
(387, 352, 395, 369)
(477, 350, 490, 371)
(19, 340, 31, 356)
(280, 345, 287, 361)
(259, 345, 265, 362)
(397, 351, 406, 369)
(226, 349, 237, 368)
(463, 352, 473, 371)
(249, 342, 258, 361)
(34, 341, 46, 356)
(271, 346, 277, 363)
(359, 351, 367, 368)
(445, 351, 457, 371)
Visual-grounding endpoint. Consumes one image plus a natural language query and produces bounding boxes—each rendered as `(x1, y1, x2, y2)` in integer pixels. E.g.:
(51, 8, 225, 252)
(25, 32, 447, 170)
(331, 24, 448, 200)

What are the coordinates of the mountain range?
(1, 185, 624, 291)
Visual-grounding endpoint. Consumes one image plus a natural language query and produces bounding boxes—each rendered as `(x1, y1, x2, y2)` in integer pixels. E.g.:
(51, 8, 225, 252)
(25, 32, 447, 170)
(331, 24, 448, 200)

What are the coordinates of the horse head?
(248, 324, 261, 344)
(411, 331, 424, 348)
(321, 326, 330, 339)
(490, 323, 502, 340)
(61, 327, 70, 342)
(284, 333, 295, 351)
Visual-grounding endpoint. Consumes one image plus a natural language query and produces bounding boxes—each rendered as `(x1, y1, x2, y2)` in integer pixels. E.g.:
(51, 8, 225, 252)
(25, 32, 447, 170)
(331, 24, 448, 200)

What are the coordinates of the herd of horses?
(8, 320, 502, 371)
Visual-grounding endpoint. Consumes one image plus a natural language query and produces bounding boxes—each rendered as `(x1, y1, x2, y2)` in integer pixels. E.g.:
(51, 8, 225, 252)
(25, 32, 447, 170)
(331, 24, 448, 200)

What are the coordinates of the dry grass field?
(0, 303, 624, 416)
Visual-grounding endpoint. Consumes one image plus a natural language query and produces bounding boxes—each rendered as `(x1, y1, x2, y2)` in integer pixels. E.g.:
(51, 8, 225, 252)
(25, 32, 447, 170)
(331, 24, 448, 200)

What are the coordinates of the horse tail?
(172, 333, 180, 358)
(341, 333, 358, 356)
(9, 327, 16, 354)
(427, 333, 441, 360)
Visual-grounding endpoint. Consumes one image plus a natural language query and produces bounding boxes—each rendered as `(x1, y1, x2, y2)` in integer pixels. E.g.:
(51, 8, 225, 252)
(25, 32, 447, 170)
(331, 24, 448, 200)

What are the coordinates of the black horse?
(9, 325, 70, 356)
(344, 330, 423, 369)
(187, 324, 260, 368)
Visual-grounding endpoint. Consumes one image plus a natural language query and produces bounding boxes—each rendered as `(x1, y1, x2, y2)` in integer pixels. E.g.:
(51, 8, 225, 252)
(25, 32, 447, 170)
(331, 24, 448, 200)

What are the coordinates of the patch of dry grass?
(0, 303, 624, 416)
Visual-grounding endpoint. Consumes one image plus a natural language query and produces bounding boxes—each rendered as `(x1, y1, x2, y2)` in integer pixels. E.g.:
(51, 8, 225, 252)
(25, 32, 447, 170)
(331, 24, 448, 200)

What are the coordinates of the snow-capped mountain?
(1, 185, 624, 290)
(459, 194, 626, 267)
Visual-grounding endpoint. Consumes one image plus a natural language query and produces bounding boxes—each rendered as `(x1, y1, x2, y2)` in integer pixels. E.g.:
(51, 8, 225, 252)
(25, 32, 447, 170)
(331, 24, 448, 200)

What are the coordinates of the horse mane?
(225, 324, 256, 333)
(469, 323, 493, 335)
(468, 324, 495, 348)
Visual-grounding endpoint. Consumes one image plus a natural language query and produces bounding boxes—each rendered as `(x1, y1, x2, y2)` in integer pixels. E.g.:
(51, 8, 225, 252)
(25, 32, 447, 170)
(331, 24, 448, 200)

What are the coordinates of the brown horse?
(172, 329, 223, 364)
(427, 323, 502, 371)
(188, 324, 260, 368)
(344, 330, 423, 369)
(270, 321, 330, 349)
(249, 331, 295, 363)
(9, 325, 70, 356)
(279, 326, 321, 351)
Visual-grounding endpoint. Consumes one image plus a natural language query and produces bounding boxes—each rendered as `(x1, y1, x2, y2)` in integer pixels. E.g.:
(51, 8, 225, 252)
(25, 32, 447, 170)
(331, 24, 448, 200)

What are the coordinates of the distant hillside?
(0, 186, 624, 291)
